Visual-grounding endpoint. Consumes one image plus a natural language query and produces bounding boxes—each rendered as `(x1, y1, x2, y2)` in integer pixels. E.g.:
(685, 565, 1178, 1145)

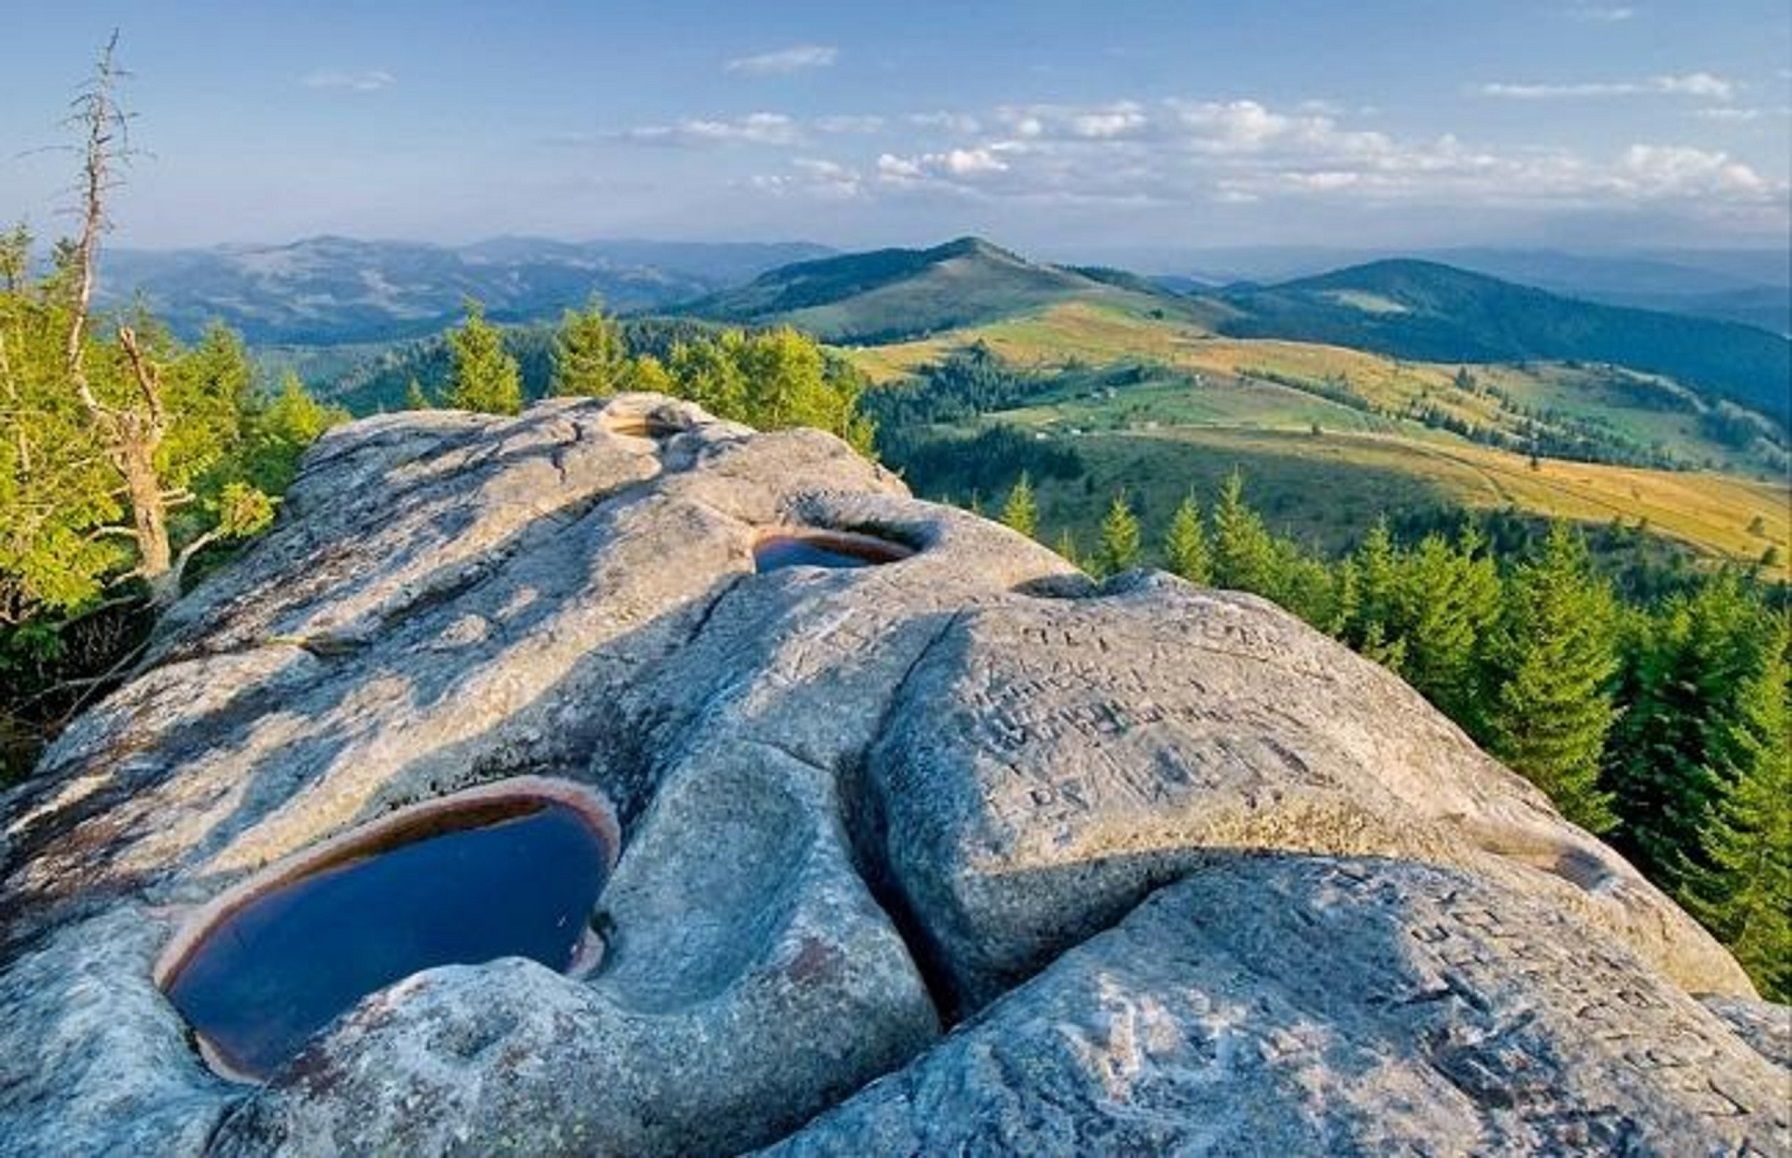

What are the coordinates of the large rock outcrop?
(1, 395, 1784, 1156)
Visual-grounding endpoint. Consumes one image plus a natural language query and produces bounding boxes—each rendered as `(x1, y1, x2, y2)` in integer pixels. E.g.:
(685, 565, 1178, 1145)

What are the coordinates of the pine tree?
(1000, 473, 1039, 539)
(1482, 523, 1620, 832)
(242, 371, 347, 493)
(403, 378, 432, 410)
(444, 300, 523, 415)
(1162, 494, 1211, 584)
(617, 354, 675, 395)
(668, 334, 747, 418)
(1277, 544, 1345, 631)
(1339, 517, 1409, 672)
(1685, 617, 1790, 1001)
(1209, 471, 1277, 594)
(1347, 518, 1400, 651)
(1094, 491, 1142, 577)
(1398, 528, 1501, 722)
(551, 301, 625, 397)
(1605, 571, 1770, 891)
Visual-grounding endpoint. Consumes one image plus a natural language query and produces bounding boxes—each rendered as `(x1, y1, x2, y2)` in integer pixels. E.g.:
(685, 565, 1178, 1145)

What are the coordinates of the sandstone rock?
(861, 570, 1750, 1008)
(0, 395, 1779, 1155)
(211, 745, 938, 1156)
(769, 856, 1790, 1157)
(1702, 996, 1792, 1070)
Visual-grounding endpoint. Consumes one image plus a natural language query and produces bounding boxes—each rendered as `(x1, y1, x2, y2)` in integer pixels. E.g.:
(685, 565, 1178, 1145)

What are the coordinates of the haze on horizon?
(2, 0, 1788, 264)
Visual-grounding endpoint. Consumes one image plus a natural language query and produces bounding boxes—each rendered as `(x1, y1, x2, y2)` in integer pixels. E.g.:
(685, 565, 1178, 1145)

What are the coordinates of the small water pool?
(156, 779, 617, 1083)
(753, 530, 913, 572)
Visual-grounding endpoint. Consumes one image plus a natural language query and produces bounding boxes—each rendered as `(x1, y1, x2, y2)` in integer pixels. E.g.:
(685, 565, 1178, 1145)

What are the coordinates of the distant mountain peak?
(669, 235, 1181, 344)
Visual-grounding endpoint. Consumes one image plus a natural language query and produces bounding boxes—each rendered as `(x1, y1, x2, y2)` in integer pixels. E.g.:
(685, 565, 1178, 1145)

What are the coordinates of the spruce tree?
(551, 300, 625, 397)
(1685, 617, 1790, 1000)
(617, 354, 675, 395)
(444, 300, 523, 415)
(1273, 541, 1342, 630)
(1398, 528, 1501, 723)
(243, 371, 347, 493)
(1209, 471, 1277, 594)
(1094, 491, 1141, 577)
(1606, 571, 1772, 891)
(1482, 523, 1620, 832)
(1000, 473, 1039, 539)
(0, 44, 286, 612)
(403, 377, 432, 410)
(1163, 494, 1211, 584)
(669, 338, 746, 419)
(1347, 516, 1397, 670)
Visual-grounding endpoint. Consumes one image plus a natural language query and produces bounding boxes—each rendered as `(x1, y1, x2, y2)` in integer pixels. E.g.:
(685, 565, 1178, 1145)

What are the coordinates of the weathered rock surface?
(0, 394, 1782, 1156)
(768, 855, 1789, 1156)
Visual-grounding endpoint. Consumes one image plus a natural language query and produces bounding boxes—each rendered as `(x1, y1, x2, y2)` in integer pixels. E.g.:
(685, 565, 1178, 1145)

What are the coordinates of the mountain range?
(668, 238, 1791, 425)
(1215, 260, 1791, 424)
(101, 231, 1790, 427)
(99, 236, 831, 345)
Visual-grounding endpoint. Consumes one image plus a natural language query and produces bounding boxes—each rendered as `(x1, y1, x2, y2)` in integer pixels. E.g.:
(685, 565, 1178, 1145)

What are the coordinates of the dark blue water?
(754, 535, 906, 572)
(164, 803, 609, 1081)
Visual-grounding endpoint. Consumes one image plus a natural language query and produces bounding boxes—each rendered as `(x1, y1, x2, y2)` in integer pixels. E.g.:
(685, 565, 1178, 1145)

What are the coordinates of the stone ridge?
(0, 394, 1783, 1156)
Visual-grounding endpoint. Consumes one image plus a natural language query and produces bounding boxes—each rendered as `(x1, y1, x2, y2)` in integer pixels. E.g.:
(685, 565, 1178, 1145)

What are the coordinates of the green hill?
(1217, 260, 1792, 425)
(673, 236, 1193, 343)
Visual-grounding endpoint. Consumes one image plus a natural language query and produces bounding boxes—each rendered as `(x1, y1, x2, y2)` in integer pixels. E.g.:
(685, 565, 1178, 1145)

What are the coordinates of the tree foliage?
(1162, 494, 1211, 584)
(1480, 523, 1620, 832)
(444, 300, 523, 415)
(1094, 491, 1142, 577)
(1000, 473, 1038, 539)
(656, 326, 873, 452)
(1682, 616, 1791, 999)
(551, 300, 626, 397)
(1210, 470, 1279, 594)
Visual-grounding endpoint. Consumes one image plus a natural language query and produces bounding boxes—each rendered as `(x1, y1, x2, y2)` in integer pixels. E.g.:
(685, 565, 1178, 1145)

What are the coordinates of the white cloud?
(909, 111, 983, 134)
(1478, 72, 1735, 100)
(876, 153, 924, 181)
(1655, 72, 1735, 99)
(762, 95, 1785, 226)
(725, 45, 837, 76)
(937, 147, 1010, 175)
(753, 157, 865, 199)
(301, 69, 395, 92)
(1694, 107, 1764, 122)
(623, 113, 802, 147)
(1564, 4, 1636, 21)
(814, 114, 886, 134)
(1619, 144, 1768, 195)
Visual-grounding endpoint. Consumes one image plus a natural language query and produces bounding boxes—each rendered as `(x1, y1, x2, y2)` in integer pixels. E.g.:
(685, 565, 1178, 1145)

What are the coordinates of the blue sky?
(2, 0, 1787, 257)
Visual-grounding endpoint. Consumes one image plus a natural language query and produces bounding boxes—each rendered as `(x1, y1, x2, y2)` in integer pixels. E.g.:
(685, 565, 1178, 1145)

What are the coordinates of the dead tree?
(60, 32, 181, 606)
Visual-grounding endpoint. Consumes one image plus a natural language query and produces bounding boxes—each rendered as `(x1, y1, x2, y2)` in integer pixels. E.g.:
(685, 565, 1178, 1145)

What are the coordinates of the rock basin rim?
(152, 776, 622, 998)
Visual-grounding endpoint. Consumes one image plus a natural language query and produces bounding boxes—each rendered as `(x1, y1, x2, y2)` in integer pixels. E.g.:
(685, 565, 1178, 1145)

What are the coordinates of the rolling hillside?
(1215, 260, 1791, 424)
(672, 236, 1205, 343)
(783, 241, 1790, 572)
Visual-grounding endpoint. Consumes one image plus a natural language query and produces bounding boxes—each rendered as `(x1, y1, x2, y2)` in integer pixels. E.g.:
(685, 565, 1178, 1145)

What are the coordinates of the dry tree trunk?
(62, 32, 177, 606)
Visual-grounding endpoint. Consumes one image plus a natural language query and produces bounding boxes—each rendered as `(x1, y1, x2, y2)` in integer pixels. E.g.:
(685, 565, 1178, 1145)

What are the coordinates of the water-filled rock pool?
(157, 780, 616, 1082)
(753, 530, 913, 572)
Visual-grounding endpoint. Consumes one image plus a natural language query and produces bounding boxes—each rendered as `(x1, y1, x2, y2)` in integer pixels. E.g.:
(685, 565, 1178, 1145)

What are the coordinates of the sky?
(1, 0, 1788, 260)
